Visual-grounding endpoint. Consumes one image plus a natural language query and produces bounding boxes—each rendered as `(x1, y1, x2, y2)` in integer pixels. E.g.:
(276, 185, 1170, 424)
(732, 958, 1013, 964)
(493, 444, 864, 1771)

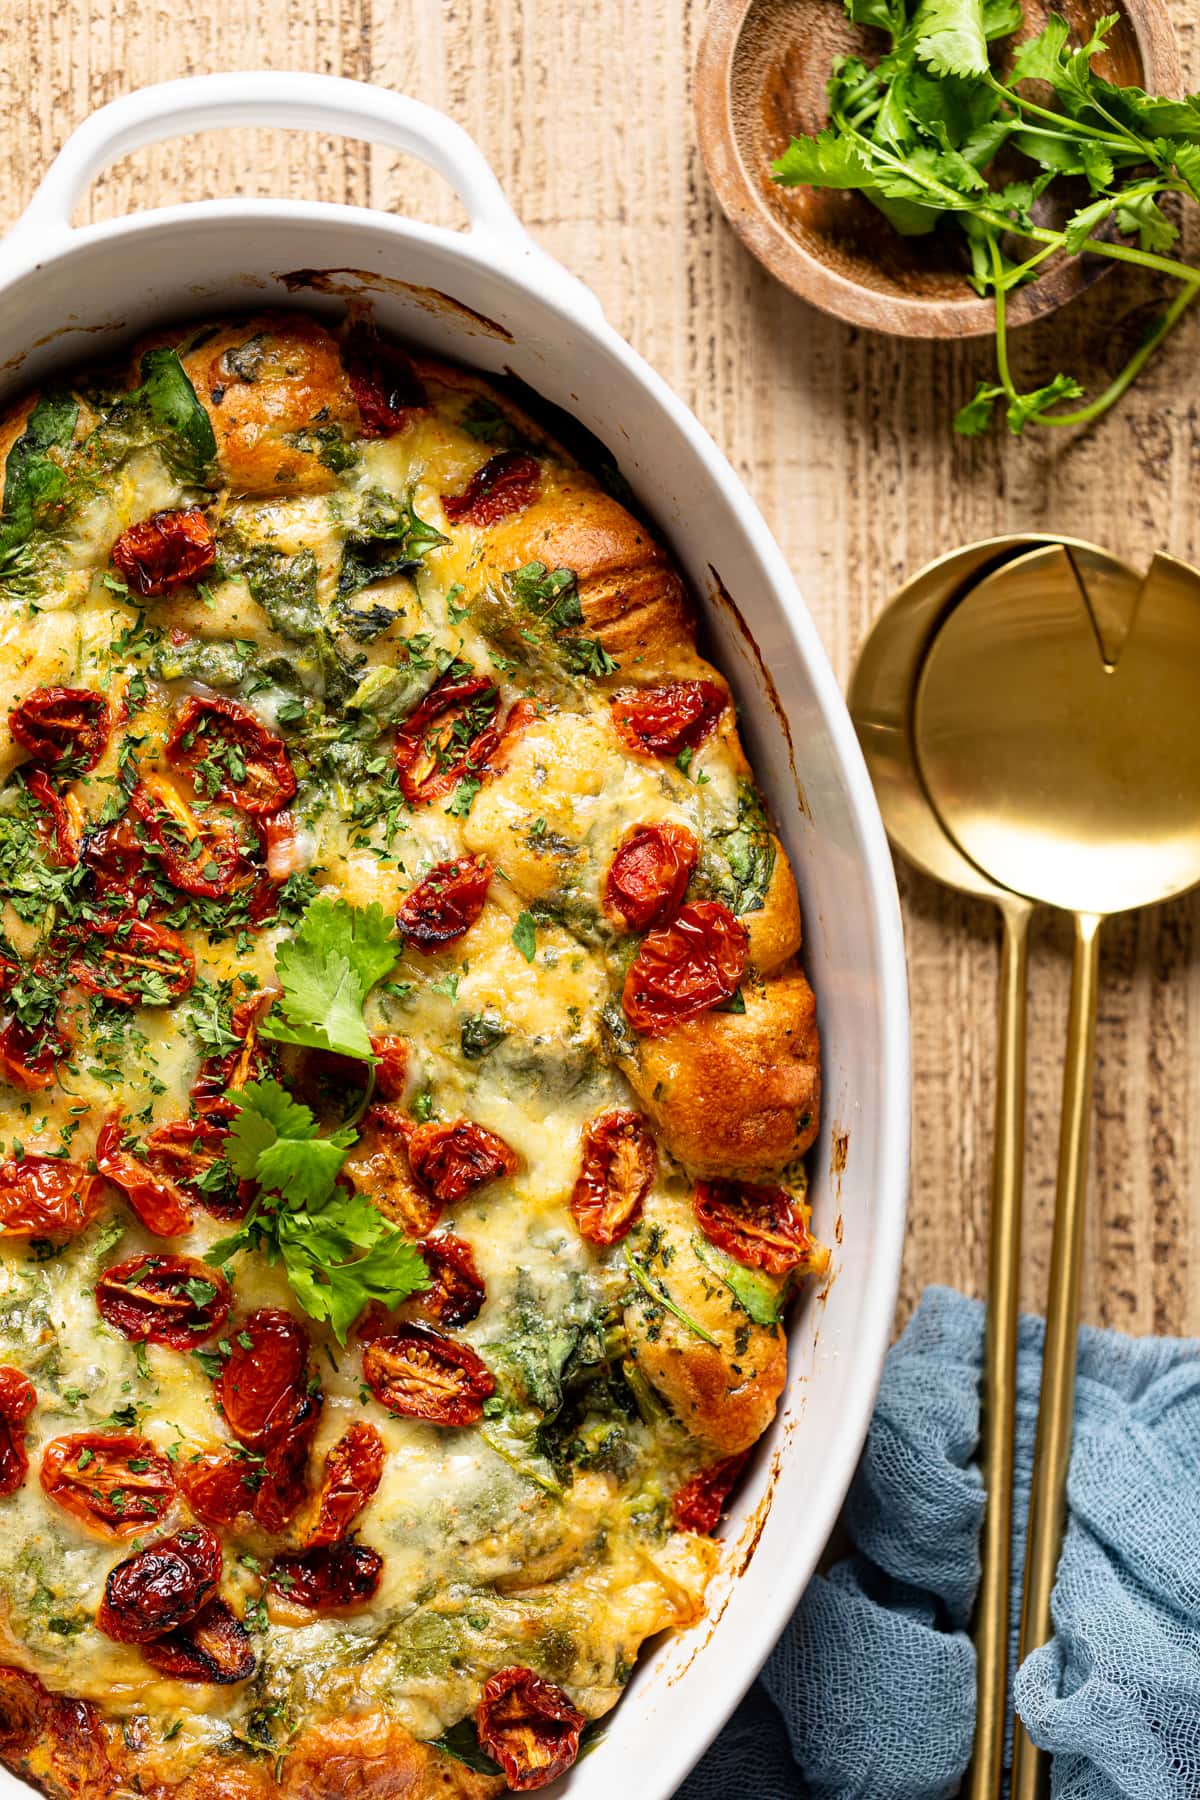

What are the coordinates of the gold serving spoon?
(913, 544, 1200, 1800)
(850, 535, 1139, 1800)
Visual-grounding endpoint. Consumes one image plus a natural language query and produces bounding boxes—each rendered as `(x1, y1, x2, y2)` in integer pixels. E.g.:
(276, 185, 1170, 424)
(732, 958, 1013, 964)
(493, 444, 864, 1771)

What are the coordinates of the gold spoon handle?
(1011, 910, 1104, 1800)
(969, 896, 1031, 1800)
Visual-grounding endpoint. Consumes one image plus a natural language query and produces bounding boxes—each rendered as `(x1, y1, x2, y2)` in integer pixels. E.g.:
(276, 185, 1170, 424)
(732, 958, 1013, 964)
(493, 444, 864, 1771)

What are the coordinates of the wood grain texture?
(0, 0, 1196, 1338)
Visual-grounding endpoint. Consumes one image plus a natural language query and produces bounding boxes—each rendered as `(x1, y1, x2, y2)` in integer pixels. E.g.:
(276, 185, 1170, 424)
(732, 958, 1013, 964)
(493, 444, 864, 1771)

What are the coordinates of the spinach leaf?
(702, 782, 776, 915)
(476, 560, 618, 683)
(429, 1718, 502, 1776)
(692, 1233, 783, 1326)
(337, 491, 448, 600)
(137, 347, 218, 486)
(0, 388, 78, 587)
(219, 538, 322, 641)
(460, 1010, 508, 1060)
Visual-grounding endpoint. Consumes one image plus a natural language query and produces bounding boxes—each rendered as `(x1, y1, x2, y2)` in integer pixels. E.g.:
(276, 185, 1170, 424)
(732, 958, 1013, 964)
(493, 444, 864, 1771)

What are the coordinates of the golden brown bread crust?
(619, 965, 821, 1179)
(5, 1703, 502, 1800)
(136, 313, 363, 497)
(623, 1189, 788, 1454)
(478, 482, 694, 668)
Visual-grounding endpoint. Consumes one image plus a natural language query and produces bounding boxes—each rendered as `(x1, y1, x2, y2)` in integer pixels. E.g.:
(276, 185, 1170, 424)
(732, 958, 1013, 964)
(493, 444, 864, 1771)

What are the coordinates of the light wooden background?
(2, 0, 1198, 1338)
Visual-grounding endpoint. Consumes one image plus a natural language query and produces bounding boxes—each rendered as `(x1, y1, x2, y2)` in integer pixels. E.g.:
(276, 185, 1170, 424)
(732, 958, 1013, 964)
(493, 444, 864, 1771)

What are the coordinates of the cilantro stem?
(624, 1248, 718, 1345)
(986, 75, 1144, 153)
(988, 232, 1017, 402)
(1032, 280, 1200, 426)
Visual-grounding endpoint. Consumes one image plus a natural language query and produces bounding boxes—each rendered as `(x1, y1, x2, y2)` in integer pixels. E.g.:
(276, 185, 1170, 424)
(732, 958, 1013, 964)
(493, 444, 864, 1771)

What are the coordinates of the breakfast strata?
(0, 312, 825, 1796)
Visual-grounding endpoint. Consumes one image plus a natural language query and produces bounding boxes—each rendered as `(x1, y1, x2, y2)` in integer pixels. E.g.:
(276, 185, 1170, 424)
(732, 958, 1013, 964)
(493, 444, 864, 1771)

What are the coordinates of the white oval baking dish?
(0, 73, 910, 1799)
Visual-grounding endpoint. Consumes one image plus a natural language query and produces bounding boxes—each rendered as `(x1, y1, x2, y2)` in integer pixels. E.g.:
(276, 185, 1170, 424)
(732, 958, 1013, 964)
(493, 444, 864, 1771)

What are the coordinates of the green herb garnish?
(774, 0, 1200, 433)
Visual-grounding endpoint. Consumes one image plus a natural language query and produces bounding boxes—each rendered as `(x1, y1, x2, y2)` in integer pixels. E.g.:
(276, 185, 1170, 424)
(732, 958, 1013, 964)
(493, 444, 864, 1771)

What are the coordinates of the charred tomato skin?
(415, 1233, 487, 1329)
(0, 1367, 36, 1497)
(610, 680, 727, 760)
(397, 854, 492, 950)
(693, 1179, 817, 1276)
(342, 328, 427, 436)
(621, 900, 748, 1036)
(214, 1308, 312, 1451)
(94, 1110, 192, 1238)
(140, 1598, 256, 1685)
(569, 1110, 656, 1247)
(671, 1451, 750, 1534)
(94, 1254, 232, 1349)
(0, 1157, 104, 1239)
(605, 821, 699, 932)
(362, 1323, 495, 1427)
(406, 1118, 519, 1206)
(64, 916, 195, 1007)
(441, 451, 541, 527)
(304, 1421, 385, 1548)
(166, 694, 297, 818)
(40, 1433, 176, 1539)
(9, 686, 111, 773)
(96, 1525, 222, 1644)
(110, 507, 216, 597)
(475, 1666, 587, 1792)
(267, 1541, 384, 1612)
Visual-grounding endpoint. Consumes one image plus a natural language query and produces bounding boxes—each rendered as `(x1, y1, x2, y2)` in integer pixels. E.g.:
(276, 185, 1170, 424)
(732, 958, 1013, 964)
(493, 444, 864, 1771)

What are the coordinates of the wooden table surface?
(4, 0, 1198, 1339)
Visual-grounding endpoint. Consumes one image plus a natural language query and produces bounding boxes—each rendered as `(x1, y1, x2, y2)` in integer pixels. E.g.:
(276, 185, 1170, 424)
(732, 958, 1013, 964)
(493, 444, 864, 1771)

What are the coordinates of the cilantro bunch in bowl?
(773, 0, 1200, 433)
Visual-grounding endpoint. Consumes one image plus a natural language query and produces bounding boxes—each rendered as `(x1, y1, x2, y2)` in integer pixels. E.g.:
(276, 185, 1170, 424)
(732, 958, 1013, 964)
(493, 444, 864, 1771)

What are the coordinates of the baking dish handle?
(7, 72, 606, 323)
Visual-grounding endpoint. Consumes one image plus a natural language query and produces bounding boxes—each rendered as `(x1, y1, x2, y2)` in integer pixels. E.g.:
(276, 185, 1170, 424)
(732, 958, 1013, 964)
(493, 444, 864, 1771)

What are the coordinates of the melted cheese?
(0, 325, 788, 1778)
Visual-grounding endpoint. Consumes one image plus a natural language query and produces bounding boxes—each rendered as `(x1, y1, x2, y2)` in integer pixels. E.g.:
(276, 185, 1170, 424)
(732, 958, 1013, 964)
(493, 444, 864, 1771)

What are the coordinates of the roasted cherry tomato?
(25, 769, 82, 867)
(0, 1013, 72, 1092)
(397, 854, 492, 950)
(0, 1667, 45, 1753)
(605, 821, 698, 932)
(140, 1598, 256, 1684)
(166, 695, 297, 817)
(569, 1110, 656, 1247)
(111, 507, 216, 597)
(176, 1451, 257, 1529)
(250, 1390, 321, 1534)
(268, 1541, 383, 1612)
(622, 900, 748, 1036)
(65, 917, 195, 1006)
(95, 1254, 231, 1350)
(96, 1525, 222, 1644)
(82, 812, 158, 908)
(95, 1111, 191, 1238)
(415, 1233, 486, 1328)
(393, 670, 500, 805)
(10, 686, 111, 773)
(693, 1179, 820, 1276)
(0, 1368, 35, 1497)
(342, 326, 427, 436)
(130, 775, 242, 899)
(190, 990, 278, 1110)
(40, 1433, 176, 1539)
(142, 1114, 250, 1221)
(476, 1666, 586, 1792)
(214, 1308, 312, 1451)
(303, 1421, 385, 1548)
(441, 451, 540, 527)
(406, 1118, 519, 1207)
(342, 1104, 442, 1238)
(0, 1156, 103, 1238)
(257, 807, 299, 885)
(610, 680, 727, 760)
(362, 1323, 495, 1427)
(671, 1451, 750, 1534)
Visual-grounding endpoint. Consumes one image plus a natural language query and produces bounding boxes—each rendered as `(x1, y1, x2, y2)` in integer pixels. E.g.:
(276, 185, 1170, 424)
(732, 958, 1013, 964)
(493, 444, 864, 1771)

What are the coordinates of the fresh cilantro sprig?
(261, 895, 398, 1060)
(206, 1080, 429, 1343)
(773, 0, 1200, 433)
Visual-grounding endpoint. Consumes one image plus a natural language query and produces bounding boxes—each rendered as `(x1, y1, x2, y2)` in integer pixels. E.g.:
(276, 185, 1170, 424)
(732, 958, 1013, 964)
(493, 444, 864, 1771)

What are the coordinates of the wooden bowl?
(695, 0, 1183, 337)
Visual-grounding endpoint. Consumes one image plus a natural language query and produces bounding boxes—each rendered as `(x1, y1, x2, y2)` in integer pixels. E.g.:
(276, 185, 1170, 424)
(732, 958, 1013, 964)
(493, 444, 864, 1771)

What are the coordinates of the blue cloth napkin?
(678, 1285, 1200, 1800)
